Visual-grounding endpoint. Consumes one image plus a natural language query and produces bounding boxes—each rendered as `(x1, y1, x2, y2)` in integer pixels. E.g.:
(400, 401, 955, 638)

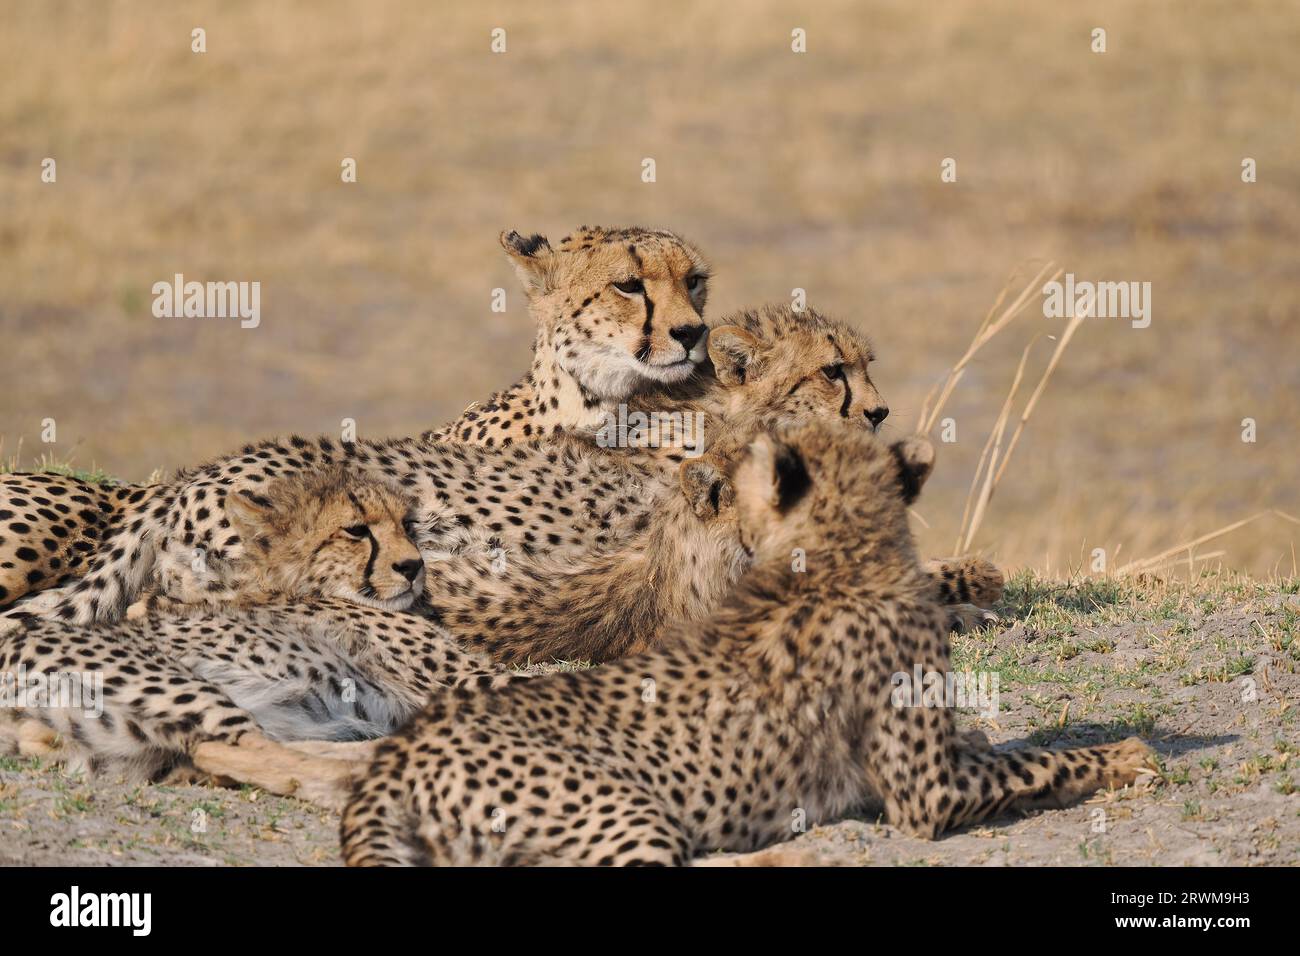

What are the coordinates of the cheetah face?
(229, 472, 425, 611)
(708, 316, 889, 433)
(502, 227, 712, 400)
(306, 484, 426, 611)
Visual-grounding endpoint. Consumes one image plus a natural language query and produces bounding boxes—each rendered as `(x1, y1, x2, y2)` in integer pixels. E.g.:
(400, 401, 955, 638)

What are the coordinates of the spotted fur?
(0, 597, 507, 793)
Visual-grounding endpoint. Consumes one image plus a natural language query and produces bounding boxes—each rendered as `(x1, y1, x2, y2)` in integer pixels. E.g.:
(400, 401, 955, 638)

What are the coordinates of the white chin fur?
(568, 342, 698, 399)
(641, 359, 698, 384)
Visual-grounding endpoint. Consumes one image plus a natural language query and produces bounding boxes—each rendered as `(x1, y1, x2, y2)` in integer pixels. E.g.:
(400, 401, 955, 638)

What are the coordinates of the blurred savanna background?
(1, 0, 1296, 577)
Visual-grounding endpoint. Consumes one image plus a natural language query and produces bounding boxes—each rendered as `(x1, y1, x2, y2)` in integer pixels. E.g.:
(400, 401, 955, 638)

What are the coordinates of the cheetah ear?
(772, 443, 812, 512)
(679, 456, 734, 520)
(500, 230, 555, 297)
(707, 325, 762, 387)
(226, 485, 290, 538)
(889, 436, 935, 504)
(740, 433, 811, 514)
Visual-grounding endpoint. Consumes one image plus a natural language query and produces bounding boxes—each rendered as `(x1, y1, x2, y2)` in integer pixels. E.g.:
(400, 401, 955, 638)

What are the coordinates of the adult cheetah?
(339, 423, 1151, 865)
(429, 225, 714, 446)
(0, 225, 712, 610)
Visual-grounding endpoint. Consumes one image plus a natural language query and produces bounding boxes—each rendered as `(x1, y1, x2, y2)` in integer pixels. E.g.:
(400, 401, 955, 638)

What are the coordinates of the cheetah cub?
(140, 467, 424, 614)
(341, 424, 1151, 866)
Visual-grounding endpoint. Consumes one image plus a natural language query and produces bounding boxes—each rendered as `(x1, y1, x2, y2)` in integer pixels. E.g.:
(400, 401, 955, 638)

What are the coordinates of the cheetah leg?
(0, 714, 64, 757)
(877, 729, 1154, 839)
(692, 846, 830, 867)
(281, 739, 380, 761)
(940, 737, 1155, 832)
(191, 733, 362, 811)
(869, 657, 1151, 838)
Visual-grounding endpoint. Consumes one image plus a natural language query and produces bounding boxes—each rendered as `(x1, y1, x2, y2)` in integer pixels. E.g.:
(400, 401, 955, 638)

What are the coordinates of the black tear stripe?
(838, 372, 853, 418)
(635, 294, 656, 362)
(362, 527, 379, 588)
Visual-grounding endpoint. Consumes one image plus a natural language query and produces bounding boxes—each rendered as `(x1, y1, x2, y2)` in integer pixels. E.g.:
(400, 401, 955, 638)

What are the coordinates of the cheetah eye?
(685, 274, 705, 291)
(342, 524, 369, 539)
(613, 278, 645, 295)
(822, 363, 844, 382)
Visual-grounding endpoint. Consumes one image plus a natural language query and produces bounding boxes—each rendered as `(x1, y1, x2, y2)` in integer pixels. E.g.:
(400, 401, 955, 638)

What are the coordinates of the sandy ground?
(3, 577, 1295, 867)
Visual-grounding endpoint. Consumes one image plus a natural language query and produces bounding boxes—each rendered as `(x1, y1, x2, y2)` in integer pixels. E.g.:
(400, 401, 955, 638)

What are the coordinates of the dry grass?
(1, 0, 1297, 575)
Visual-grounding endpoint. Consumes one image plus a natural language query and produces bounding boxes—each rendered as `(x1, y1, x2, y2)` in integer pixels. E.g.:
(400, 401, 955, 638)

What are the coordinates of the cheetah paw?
(946, 604, 1000, 633)
(1101, 737, 1158, 788)
(17, 720, 62, 757)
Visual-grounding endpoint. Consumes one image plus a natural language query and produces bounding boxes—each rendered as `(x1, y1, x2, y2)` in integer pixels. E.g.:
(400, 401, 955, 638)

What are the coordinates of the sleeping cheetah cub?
(149, 466, 425, 612)
(1, 468, 427, 620)
(0, 468, 498, 796)
(341, 424, 1151, 865)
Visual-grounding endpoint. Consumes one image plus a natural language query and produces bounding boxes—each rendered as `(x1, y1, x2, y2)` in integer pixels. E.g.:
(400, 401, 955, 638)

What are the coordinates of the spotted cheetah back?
(0, 473, 157, 609)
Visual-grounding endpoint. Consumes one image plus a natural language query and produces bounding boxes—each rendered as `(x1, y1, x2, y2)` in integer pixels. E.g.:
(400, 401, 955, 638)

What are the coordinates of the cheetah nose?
(394, 558, 424, 583)
(865, 405, 890, 429)
(669, 324, 707, 350)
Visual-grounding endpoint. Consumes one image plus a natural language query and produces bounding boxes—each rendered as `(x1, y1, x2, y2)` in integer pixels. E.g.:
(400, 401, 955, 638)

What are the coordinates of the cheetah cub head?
(729, 423, 934, 563)
(227, 468, 425, 611)
(707, 304, 890, 435)
(501, 225, 712, 399)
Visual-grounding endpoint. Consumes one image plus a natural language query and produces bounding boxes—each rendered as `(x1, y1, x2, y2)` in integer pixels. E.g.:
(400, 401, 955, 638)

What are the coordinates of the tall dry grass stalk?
(957, 309, 1086, 551)
(916, 260, 1089, 554)
(1116, 509, 1300, 576)
(920, 264, 1292, 574)
(917, 261, 1060, 436)
(954, 336, 1037, 553)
